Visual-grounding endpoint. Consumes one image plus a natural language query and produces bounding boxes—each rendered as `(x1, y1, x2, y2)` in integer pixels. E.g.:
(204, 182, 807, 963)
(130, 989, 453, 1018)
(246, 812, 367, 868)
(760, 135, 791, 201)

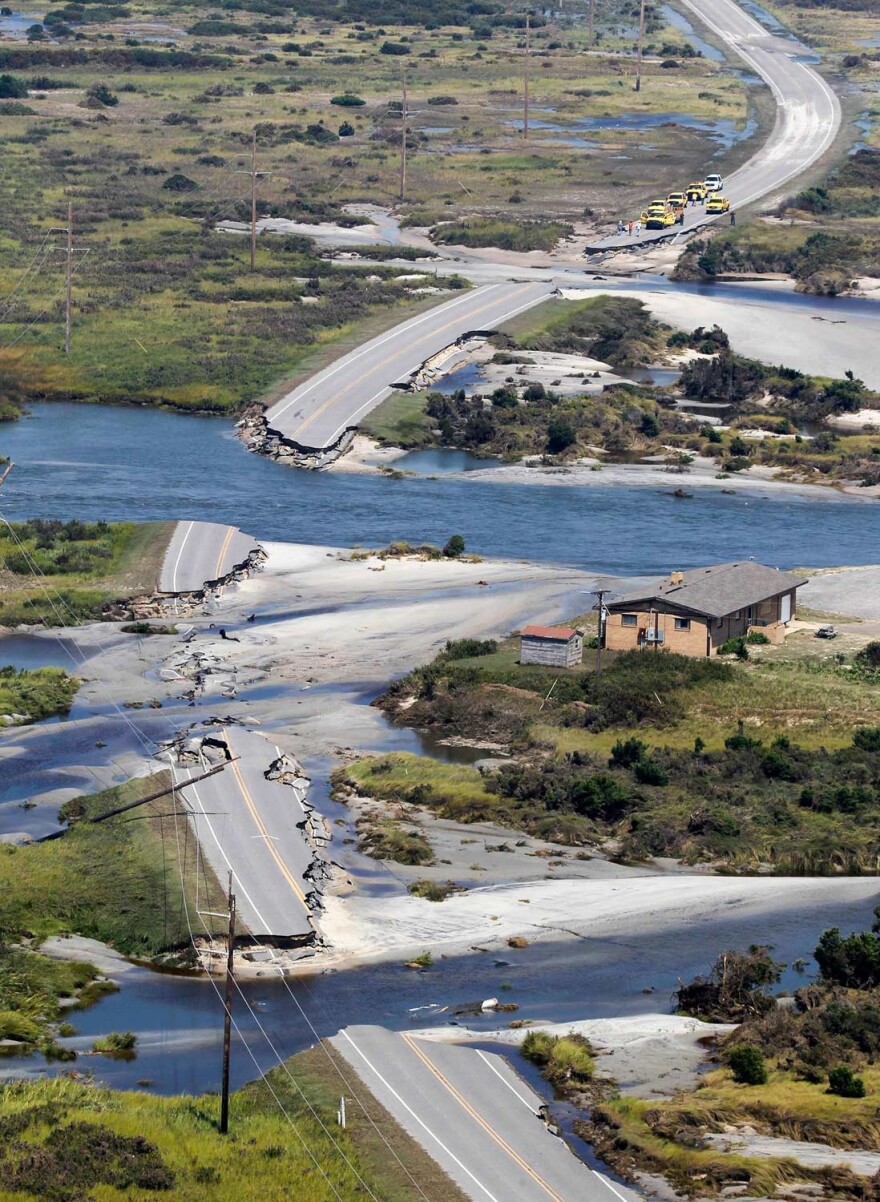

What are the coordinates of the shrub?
(0, 73, 28, 98)
(728, 1044, 768, 1085)
(427, 95, 457, 105)
(338, 121, 355, 136)
(828, 1065, 866, 1097)
(815, 927, 880, 989)
(522, 382, 546, 401)
(610, 737, 647, 768)
(854, 642, 880, 673)
(547, 418, 576, 453)
(443, 534, 466, 558)
(853, 727, 880, 752)
(441, 637, 496, 659)
(381, 40, 410, 54)
(331, 93, 366, 106)
(253, 81, 274, 94)
(633, 757, 669, 786)
(718, 635, 748, 659)
(85, 82, 118, 107)
(746, 631, 769, 644)
(162, 173, 198, 193)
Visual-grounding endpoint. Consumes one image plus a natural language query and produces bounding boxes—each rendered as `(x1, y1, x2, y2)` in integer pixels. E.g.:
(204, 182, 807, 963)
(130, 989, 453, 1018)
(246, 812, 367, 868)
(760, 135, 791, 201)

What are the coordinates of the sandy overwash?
(317, 873, 880, 970)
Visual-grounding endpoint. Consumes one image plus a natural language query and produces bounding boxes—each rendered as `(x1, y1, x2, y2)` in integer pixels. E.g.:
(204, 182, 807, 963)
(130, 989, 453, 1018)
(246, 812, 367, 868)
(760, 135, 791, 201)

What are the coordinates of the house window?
(674, 618, 691, 631)
(621, 613, 638, 627)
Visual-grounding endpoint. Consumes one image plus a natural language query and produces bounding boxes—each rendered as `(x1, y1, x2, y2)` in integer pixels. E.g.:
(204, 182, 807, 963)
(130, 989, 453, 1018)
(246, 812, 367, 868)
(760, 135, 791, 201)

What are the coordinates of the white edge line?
(169, 520, 195, 594)
(319, 284, 555, 449)
(475, 1050, 541, 1115)
(338, 1030, 502, 1202)
(267, 285, 500, 424)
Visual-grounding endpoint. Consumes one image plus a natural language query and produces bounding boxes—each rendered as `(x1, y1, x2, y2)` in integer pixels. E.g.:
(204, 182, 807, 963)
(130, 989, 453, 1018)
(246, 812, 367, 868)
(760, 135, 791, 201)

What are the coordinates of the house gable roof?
(521, 625, 579, 642)
(607, 562, 808, 621)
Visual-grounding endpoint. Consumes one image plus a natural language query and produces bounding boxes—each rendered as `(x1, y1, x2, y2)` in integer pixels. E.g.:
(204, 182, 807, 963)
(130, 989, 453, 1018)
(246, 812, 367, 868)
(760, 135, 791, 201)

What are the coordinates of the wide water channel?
(2, 349, 880, 1097)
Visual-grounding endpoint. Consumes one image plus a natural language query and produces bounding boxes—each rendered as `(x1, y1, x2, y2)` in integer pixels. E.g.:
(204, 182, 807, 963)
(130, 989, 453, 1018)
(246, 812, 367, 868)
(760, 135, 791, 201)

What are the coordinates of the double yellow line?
(291, 287, 519, 441)
(401, 1034, 567, 1202)
(213, 525, 235, 583)
(223, 730, 308, 911)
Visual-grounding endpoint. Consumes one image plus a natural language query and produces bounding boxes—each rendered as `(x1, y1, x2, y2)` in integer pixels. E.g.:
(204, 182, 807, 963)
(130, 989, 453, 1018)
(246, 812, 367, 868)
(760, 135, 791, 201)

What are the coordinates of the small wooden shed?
(520, 624, 584, 668)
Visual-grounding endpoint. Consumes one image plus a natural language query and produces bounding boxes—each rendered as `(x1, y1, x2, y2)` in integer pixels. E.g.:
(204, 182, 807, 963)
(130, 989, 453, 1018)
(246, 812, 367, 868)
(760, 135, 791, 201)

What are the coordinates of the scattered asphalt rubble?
(126, 545, 267, 623)
(237, 405, 356, 470)
(162, 723, 344, 971)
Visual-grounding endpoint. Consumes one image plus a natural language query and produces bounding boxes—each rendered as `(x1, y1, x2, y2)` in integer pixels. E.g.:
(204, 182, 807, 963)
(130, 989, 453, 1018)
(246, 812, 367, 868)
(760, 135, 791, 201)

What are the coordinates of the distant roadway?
(158, 521, 260, 595)
(170, 725, 317, 942)
(585, 0, 841, 250)
(263, 281, 554, 452)
(333, 1025, 640, 1202)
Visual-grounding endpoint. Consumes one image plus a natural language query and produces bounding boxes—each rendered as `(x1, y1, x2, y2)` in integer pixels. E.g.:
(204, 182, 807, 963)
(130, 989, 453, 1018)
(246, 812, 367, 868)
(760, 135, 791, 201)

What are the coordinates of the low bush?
(728, 1044, 768, 1085)
(828, 1065, 866, 1097)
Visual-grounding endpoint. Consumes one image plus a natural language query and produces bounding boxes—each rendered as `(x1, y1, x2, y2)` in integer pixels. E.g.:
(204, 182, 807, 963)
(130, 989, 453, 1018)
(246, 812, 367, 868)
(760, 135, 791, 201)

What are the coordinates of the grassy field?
(0, 774, 227, 957)
(350, 627, 880, 870)
(0, 0, 756, 416)
(0, 519, 173, 625)
(0, 666, 79, 722)
(0, 1044, 464, 1202)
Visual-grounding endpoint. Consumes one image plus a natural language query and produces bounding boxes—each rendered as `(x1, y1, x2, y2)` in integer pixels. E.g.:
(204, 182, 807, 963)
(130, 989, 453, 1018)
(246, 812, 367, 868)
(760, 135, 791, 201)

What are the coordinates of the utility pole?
(592, 585, 609, 686)
(65, 202, 72, 355)
(237, 132, 270, 272)
(589, 0, 595, 41)
(219, 872, 236, 1135)
(399, 70, 407, 202)
(523, 12, 531, 142)
(635, 0, 646, 91)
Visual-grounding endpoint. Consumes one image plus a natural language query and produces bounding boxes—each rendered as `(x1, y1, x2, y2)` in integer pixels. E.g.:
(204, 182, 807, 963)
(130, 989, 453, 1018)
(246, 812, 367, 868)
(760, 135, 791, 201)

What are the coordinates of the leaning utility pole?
(237, 132, 270, 272)
(635, 0, 646, 91)
(219, 872, 236, 1135)
(523, 12, 531, 141)
(399, 70, 408, 202)
(65, 202, 72, 355)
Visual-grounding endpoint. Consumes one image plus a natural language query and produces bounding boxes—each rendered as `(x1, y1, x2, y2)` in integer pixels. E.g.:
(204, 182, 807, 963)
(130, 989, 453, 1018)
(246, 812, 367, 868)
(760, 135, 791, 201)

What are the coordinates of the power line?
(167, 791, 350, 1202)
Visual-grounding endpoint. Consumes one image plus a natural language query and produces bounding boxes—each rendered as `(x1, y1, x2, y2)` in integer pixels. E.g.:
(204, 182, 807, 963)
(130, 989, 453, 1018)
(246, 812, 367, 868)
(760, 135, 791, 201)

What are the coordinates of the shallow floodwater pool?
(2, 403, 880, 576)
(1, 886, 874, 1095)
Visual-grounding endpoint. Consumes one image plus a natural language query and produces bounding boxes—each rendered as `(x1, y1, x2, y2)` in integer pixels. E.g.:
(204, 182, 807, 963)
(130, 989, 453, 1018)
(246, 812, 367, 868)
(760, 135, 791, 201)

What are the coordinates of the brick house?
(520, 624, 584, 668)
(603, 562, 808, 658)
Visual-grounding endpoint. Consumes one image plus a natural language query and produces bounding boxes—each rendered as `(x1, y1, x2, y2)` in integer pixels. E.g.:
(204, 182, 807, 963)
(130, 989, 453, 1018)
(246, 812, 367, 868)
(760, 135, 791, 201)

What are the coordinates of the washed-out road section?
(333, 1024, 639, 1202)
(263, 281, 554, 452)
(585, 0, 841, 251)
(167, 725, 320, 943)
(158, 521, 260, 595)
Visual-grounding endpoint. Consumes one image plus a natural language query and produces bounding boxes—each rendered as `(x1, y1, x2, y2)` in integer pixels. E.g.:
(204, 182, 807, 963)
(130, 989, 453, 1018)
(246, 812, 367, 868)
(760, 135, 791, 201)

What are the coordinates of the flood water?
(2, 885, 874, 1096)
(3, 402, 880, 577)
(3, 283, 880, 1099)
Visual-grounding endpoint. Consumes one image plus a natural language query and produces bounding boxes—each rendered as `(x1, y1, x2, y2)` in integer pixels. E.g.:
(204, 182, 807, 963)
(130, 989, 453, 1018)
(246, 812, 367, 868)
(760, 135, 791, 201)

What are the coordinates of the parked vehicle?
(704, 173, 723, 191)
(686, 181, 708, 202)
(815, 625, 838, 639)
(706, 194, 730, 213)
(646, 209, 676, 229)
(667, 191, 687, 208)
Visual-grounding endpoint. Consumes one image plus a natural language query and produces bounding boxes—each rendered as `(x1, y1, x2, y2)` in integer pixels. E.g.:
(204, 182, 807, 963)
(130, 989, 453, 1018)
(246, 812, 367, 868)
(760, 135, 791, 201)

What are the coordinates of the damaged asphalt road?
(164, 723, 336, 946)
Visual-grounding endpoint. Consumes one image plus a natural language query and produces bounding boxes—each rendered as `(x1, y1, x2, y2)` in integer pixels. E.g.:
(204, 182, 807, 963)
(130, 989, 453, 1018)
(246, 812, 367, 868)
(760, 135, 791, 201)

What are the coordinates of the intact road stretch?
(263, 281, 554, 452)
(586, 0, 840, 250)
(333, 1025, 641, 1202)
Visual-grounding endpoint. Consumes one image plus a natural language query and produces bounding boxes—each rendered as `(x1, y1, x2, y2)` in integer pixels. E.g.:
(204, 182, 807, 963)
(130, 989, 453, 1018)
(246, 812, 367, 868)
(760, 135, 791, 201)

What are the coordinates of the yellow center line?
(291, 287, 532, 440)
(223, 730, 308, 910)
(214, 525, 235, 582)
(401, 1034, 567, 1202)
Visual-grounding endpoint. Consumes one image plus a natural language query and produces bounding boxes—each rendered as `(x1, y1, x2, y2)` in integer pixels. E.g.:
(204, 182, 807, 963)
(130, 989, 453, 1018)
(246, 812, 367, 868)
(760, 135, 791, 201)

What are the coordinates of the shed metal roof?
(521, 625, 580, 641)
(607, 562, 808, 620)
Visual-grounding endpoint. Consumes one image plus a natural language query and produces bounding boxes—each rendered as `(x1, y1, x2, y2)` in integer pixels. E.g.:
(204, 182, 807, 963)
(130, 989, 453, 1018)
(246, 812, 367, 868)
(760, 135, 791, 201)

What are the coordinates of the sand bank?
(414, 1013, 734, 1099)
(317, 873, 880, 972)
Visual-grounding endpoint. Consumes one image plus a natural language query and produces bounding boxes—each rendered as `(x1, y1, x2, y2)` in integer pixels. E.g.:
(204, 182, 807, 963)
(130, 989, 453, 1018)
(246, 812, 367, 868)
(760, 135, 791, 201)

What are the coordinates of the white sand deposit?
(318, 873, 880, 972)
(414, 1013, 735, 1098)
